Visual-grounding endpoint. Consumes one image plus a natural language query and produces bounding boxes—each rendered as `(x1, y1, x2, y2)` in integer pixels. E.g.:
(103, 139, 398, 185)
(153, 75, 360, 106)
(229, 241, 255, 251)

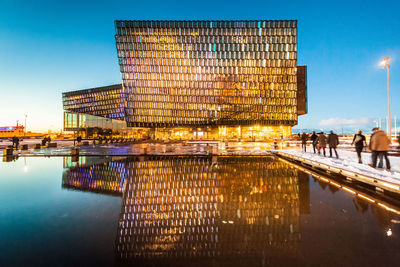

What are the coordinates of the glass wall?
(63, 112, 127, 131)
(115, 20, 298, 128)
(62, 84, 125, 120)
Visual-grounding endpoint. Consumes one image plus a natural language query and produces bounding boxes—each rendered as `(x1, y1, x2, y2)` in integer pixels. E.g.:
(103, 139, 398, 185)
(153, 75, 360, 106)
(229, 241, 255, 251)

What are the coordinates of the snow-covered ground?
(280, 149, 400, 185)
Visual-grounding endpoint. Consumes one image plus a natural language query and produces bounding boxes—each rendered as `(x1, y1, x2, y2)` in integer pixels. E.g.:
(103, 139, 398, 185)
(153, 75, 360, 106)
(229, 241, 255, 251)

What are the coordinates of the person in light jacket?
(327, 130, 339, 158)
(317, 132, 327, 157)
(369, 128, 391, 171)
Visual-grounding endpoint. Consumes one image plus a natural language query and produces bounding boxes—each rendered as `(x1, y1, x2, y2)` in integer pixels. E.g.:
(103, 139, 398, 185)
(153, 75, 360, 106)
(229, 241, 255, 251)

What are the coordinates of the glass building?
(62, 84, 147, 138)
(63, 20, 307, 140)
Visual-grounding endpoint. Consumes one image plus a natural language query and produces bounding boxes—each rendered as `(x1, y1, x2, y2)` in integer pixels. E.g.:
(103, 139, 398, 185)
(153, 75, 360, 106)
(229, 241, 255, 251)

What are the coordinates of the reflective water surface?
(1, 156, 400, 266)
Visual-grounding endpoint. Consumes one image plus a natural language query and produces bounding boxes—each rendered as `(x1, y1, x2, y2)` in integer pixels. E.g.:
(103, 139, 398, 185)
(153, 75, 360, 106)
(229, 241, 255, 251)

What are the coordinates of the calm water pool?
(1, 156, 400, 266)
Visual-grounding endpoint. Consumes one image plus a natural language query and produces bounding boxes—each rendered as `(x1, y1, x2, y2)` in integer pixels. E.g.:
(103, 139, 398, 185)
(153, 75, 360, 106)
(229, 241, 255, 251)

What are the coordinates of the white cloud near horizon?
(319, 117, 372, 127)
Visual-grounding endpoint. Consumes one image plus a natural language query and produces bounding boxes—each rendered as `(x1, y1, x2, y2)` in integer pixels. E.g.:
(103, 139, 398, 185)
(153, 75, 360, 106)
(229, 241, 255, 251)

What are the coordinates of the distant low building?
(0, 126, 24, 138)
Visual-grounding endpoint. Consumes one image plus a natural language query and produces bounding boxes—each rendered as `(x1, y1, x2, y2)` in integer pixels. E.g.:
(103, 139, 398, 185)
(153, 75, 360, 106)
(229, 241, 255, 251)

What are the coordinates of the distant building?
(0, 126, 24, 138)
(63, 20, 307, 140)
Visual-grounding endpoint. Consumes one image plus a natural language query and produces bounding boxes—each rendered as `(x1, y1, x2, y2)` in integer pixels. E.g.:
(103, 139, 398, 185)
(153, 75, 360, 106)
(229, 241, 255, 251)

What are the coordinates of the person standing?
(327, 130, 339, 158)
(310, 131, 318, 153)
(317, 132, 327, 156)
(301, 132, 308, 152)
(398, 135, 400, 149)
(352, 130, 366, 163)
(11, 136, 16, 148)
(14, 137, 19, 149)
(369, 127, 391, 171)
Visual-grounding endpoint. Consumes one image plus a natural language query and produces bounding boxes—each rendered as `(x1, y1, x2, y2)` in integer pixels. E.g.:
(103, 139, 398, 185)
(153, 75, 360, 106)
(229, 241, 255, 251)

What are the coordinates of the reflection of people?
(352, 130, 366, 163)
(317, 132, 327, 156)
(353, 197, 369, 214)
(327, 130, 339, 158)
(301, 132, 308, 152)
(371, 204, 393, 230)
(369, 128, 391, 171)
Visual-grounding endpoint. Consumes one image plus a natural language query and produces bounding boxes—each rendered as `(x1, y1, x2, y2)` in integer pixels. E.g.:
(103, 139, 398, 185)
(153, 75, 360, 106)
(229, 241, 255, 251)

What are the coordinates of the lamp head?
(381, 56, 390, 69)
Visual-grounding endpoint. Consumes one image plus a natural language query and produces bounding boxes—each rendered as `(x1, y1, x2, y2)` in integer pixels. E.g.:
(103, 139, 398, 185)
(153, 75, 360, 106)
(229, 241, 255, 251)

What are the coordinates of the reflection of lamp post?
(380, 57, 391, 138)
(24, 157, 28, 172)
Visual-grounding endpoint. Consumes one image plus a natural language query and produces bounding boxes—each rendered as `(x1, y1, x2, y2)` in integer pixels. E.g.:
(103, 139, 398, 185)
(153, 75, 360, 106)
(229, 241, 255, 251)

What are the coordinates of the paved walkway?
(276, 149, 400, 194)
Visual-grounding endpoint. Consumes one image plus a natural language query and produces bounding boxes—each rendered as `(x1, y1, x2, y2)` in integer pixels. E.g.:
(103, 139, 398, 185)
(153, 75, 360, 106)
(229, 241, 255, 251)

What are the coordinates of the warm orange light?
(380, 56, 390, 69)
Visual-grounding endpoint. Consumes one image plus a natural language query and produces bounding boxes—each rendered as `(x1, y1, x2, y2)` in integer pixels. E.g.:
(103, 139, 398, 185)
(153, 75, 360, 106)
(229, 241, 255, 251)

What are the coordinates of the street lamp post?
(381, 56, 391, 138)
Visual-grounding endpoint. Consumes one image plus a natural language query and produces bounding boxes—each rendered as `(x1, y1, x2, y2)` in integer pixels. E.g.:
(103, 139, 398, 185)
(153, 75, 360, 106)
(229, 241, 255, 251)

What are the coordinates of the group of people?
(300, 127, 391, 171)
(41, 136, 51, 146)
(301, 131, 339, 158)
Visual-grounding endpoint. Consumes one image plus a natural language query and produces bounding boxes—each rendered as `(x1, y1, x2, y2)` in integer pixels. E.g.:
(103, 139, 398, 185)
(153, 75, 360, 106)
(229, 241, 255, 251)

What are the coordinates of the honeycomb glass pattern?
(62, 156, 305, 264)
(115, 157, 301, 263)
(62, 157, 127, 196)
(115, 20, 298, 127)
(62, 84, 126, 120)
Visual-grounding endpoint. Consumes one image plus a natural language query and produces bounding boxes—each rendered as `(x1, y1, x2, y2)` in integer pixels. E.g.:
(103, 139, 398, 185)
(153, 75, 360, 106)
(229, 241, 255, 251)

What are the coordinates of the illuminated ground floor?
(153, 125, 292, 141)
(67, 124, 292, 141)
(65, 111, 293, 140)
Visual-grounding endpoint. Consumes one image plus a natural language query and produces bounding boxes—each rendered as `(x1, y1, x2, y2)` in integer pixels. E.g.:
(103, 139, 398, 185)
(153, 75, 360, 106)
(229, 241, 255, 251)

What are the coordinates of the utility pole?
(24, 114, 27, 136)
(381, 57, 391, 138)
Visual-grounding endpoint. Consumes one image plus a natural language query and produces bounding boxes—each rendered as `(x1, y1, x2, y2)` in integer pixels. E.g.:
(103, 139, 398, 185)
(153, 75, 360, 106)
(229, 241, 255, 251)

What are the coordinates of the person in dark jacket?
(301, 132, 308, 152)
(398, 135, 400, 149)
(351, 130, 366, 163)
(11, 136, 17, 148)
(310, 131, 318, 153)
(15, 137, 19, 149)
(327, 130, 339, 158)
(41, 137, 47, 146)
(317, 132, 327, 156)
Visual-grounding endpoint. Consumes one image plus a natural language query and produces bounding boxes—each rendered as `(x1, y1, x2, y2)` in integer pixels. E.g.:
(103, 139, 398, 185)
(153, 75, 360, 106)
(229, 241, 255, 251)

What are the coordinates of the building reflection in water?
(62, 155, 400, 265)
(117, 157, 303, 264)
(63, 156, 305, 264)
(62, 156, 127, 196)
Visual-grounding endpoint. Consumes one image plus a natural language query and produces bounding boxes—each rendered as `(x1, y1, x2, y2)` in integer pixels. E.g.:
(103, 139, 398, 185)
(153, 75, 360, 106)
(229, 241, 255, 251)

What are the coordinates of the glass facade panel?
(63, 111, 127, 131)
(115, 20, 300, 128)
(62, 84, 125, 120)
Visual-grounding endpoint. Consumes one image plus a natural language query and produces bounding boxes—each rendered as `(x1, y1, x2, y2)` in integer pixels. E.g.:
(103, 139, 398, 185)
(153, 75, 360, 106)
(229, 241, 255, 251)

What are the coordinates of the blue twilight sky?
(0, 0, 399, 132)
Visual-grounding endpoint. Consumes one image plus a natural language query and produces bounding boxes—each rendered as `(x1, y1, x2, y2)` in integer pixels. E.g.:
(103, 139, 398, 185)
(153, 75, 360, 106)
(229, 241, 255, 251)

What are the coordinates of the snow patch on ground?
(280, 149, 400, 184)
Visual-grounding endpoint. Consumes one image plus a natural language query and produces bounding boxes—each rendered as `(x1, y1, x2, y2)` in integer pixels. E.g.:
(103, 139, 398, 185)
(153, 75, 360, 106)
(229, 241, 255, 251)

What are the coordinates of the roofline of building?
(62, 84, 122, 97)
(114, 19, 297, 28)
(115, 19, 298, 22)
